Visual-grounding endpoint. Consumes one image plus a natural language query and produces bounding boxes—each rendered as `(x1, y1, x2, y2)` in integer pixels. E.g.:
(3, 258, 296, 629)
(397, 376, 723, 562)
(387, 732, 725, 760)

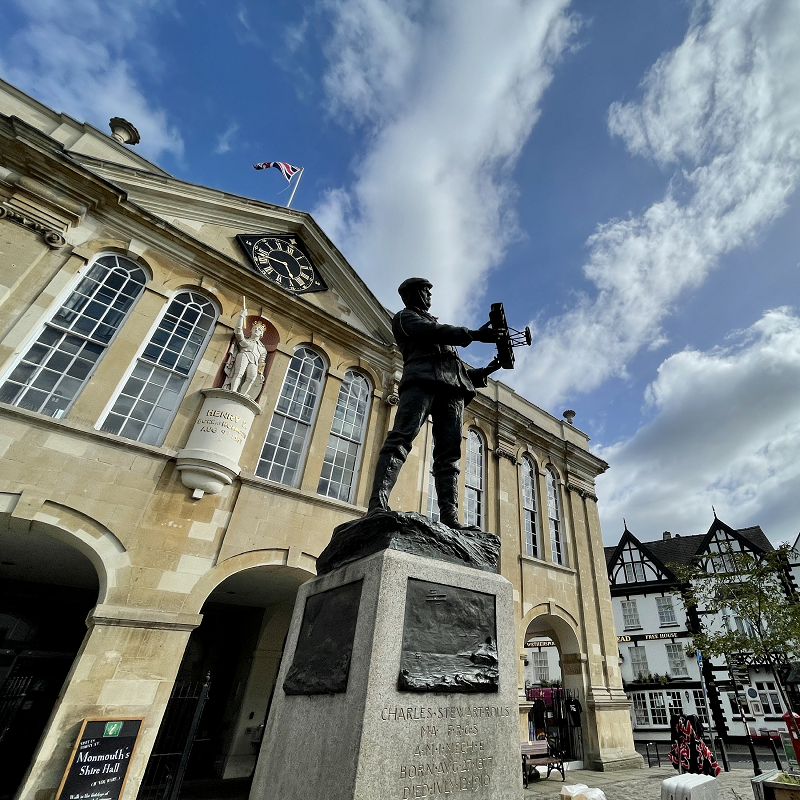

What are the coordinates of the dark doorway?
(0, 532, 99, 800)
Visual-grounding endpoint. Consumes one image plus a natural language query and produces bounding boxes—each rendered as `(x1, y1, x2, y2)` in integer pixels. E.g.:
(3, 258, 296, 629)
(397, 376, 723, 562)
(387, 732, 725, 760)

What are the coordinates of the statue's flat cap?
(398, 277, 432, 295)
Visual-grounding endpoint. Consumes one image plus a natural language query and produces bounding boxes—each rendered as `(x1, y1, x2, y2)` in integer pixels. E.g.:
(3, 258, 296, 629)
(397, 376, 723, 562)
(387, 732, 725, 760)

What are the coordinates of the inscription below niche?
(399, 579, 498, 693)
(283, 580, 363, 695)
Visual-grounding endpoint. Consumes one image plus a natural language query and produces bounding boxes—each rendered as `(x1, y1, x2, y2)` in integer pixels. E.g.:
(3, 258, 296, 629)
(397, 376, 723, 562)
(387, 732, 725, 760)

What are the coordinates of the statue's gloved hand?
(469, 321, 498, 344)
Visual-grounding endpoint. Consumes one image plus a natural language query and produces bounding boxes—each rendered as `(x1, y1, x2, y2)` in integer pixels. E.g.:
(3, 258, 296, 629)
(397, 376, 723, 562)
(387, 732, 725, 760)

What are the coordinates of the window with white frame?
(532, 651, 549, 683)
(317, 370, 371, 502)
(0, 254, 147, 418)
(632, 693, 650, 726)
(100, 291, 217, 444)
(621, 599, 641, 629)
(624, 561, 646, 582)
(656, 596, 677, 625)
(693, 690, 710, 726)
(464, 429, 484, 529)
(546, 467, 563, 564)
(649, 692, 668, 725)
(666, 643, 689, 677)
(256, 347, 325, 486)
(667, 690, 684, 716)
(521, 456, 539, 558)
(426, 436, 440, 522)
(629, 645, 649, 678)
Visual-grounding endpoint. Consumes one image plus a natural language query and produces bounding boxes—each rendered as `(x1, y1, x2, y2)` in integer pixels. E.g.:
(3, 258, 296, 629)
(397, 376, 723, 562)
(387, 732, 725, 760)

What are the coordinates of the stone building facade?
(0, 77, 640, 800)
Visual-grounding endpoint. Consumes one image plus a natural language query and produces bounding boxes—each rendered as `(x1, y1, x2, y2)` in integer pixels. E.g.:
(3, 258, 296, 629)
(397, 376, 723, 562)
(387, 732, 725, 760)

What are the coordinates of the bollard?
(767, 736, 783, 771)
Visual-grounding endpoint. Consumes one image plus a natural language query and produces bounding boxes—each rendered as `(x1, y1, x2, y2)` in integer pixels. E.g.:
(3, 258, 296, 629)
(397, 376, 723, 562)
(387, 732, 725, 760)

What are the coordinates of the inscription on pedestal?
(398, 579, 498, 693)
(283, 580, 363, 695)
(379, 704, 511, 797)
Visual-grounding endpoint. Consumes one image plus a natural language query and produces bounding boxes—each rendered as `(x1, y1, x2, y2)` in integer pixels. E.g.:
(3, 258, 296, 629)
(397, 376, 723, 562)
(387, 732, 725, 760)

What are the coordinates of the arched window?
(100, 291, 217, 445)
(464, 429, 485, 529)
(257, 347, 325, 486)
(0, 254, 147, 418)
(317, 370, 371, 502)
(521, 456, 538, 558)
(546, 467, 563, 565)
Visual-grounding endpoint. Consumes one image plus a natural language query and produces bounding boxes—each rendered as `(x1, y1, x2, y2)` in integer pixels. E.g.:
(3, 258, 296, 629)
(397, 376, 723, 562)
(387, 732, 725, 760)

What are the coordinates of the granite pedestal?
(249, 546, 522, 800)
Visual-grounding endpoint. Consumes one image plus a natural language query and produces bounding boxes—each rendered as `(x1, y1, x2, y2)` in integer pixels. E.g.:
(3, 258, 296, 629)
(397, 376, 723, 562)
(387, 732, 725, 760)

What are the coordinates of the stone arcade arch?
(521, 607, 586, 763)
(139, 555, 314, 791)
(0, 492, 128, 799)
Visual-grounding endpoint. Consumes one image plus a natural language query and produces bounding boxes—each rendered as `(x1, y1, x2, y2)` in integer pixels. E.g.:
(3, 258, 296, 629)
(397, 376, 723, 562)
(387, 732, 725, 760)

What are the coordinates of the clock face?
(236, 234, 328, 294)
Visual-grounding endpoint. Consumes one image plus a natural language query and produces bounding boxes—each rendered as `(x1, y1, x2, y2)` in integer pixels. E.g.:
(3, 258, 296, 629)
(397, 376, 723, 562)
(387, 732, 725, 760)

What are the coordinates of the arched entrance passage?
(141, 563, 310, 797)
(0, 510, 104, 799)
(522, 611, 585, 764)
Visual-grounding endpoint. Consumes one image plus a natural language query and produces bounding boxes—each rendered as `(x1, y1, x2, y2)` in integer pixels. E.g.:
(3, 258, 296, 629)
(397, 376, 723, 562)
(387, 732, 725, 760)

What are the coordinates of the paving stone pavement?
(523, 766, 756, 800)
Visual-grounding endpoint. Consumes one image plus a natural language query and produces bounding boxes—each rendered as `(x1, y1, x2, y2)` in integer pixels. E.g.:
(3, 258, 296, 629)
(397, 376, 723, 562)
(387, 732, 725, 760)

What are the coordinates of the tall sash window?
(257, 347, 325, 486)
(546, 467, 563, 565)
(100, 291, 217, 445)
(521, 456, 539, 558)
(0, 254, 147, 417)
(317, 370, 371, 502)
(464, 429, 485, 529)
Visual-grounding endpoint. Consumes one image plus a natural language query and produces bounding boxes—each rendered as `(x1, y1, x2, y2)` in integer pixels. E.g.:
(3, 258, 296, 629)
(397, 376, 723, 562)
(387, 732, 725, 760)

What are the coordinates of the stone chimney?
(663, 531, 671, 540)
(109, 117, 141, 146)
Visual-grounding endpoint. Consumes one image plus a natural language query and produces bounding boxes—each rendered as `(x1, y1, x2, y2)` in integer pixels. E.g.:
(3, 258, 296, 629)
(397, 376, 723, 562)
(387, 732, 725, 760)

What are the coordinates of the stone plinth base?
(250, 548, 522, 800)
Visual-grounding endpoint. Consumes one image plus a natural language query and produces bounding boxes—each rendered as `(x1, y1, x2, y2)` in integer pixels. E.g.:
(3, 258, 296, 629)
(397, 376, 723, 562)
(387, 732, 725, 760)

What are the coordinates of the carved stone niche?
(176, 389, 261, 499)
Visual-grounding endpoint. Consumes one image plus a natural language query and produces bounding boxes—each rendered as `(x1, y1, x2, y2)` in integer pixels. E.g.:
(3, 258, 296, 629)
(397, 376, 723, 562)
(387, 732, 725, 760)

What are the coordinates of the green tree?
(674, 542, 800, 711)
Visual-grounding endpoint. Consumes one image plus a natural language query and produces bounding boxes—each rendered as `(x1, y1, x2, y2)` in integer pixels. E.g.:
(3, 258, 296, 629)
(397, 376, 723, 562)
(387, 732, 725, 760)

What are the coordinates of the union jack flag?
(253, 161, 302, 182)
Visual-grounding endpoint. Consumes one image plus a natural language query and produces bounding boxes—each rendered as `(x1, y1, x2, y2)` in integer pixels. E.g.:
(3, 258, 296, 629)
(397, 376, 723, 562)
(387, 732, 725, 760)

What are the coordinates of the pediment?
(73, 160, 395, 344)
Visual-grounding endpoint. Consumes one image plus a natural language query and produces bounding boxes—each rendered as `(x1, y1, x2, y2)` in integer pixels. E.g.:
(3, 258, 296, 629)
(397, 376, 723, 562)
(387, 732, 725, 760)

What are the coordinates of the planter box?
(752, 770, 800, 800)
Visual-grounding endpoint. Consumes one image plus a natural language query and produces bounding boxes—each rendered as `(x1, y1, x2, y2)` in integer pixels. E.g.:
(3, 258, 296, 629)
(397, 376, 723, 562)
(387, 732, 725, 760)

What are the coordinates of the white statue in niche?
(223, 308, 268, 400)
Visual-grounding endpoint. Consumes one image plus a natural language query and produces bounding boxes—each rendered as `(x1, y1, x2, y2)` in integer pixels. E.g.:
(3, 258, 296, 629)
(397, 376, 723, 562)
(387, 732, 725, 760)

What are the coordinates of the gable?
(72, 159, 395, 344)
(608, 531, 673, 586)
(695, 519, 763, 574)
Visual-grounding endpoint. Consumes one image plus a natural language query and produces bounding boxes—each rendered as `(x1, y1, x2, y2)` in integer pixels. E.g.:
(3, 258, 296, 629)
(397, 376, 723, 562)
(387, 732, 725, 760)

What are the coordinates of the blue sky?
(2, 0, 799, 545)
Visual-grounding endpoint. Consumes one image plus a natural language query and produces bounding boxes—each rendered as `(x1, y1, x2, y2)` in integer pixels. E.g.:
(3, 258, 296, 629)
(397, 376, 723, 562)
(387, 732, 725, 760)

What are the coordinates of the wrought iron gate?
(139, 675, 210, 800)
(526, 687, 584, 762)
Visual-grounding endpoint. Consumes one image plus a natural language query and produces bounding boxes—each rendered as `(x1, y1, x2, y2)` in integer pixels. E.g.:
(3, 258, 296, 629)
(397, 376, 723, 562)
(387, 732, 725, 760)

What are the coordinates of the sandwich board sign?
(55, 719, 143, 800)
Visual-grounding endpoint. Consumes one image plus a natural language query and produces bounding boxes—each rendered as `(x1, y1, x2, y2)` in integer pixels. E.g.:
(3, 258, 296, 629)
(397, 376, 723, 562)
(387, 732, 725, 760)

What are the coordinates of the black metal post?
(645, 742, 652, 768)
(167, 673, 210, 800)
(768, 736, 783, 771)
(728, 655, 762, 775)
(714, 736, 730, 772)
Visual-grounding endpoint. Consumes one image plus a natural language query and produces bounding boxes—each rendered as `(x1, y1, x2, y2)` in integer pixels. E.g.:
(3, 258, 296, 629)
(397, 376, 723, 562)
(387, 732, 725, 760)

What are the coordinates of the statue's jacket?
(393, 307, 489, 405)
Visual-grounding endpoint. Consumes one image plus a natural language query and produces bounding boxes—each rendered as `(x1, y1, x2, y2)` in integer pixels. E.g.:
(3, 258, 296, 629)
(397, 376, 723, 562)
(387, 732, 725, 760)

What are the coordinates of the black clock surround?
(236, 233, 328, 295)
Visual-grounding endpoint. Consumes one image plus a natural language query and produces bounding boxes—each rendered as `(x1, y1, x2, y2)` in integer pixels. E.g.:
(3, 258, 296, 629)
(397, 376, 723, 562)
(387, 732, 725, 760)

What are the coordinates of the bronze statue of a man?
(367, 278, 500, 530)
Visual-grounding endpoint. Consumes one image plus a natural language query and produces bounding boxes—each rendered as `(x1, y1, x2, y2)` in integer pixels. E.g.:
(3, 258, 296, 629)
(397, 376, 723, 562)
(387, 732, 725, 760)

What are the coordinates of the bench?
(521, 740, 565, 786)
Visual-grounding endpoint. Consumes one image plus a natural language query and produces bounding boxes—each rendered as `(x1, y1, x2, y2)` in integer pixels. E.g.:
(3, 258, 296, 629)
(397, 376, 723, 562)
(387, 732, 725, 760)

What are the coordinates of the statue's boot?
(366, 450, 405, 514)
(435, 471, 481, 531)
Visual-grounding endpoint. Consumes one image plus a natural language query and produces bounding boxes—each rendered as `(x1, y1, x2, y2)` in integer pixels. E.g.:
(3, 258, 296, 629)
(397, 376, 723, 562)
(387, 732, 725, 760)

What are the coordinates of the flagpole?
(286, 168, 304, 208)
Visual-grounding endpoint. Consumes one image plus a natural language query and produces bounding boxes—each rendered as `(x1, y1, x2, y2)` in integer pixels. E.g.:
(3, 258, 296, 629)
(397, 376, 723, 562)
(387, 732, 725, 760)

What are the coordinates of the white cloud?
(0, 0, 183, 162)
(596, 307, 800, 545)
(513, 0, 800, 409)
(215, 122, 239, 155)
(313, 0, 578, 320)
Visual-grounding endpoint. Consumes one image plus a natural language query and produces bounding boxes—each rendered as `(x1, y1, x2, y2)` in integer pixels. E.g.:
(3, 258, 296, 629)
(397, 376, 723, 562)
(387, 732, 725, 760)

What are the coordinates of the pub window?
(629, 645, 649, 678)
(656, 596, 677, 625)
(100, 291, 217, 445)
(632, 693, 650, 726)
(532, 651, 549, 683)
(546, 467, 563, 564)
(464, 429, 484, 529)
(665, 643, 689, 677)
(256, 346, 325, 486)
(0, 254, 147, 418)
(317, 370, 371, 502)
(693, 690, 710, 726)
(621, 599, 641, 629)
(667, 690, 684, 716)
(521, 456, 539, 558)
(648, 692, 667, 725)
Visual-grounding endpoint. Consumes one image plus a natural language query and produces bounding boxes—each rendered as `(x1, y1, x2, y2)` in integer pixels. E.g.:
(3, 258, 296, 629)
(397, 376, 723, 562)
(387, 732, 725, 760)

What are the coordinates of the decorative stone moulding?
(0, 204, 65, 248)
(176, 388, 260, 499)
